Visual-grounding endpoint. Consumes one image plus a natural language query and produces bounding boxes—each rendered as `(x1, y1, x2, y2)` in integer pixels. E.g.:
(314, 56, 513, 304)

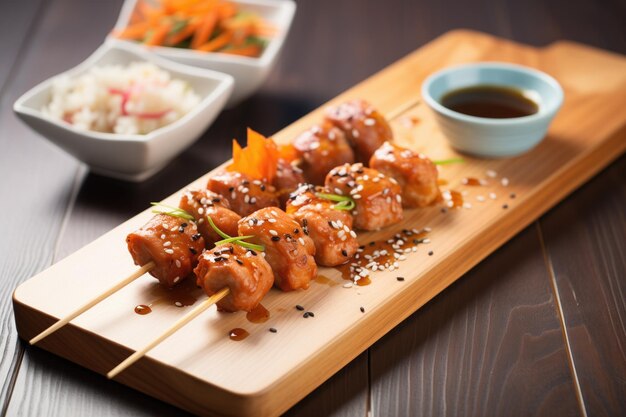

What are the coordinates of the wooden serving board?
(13, 30, 626, 417)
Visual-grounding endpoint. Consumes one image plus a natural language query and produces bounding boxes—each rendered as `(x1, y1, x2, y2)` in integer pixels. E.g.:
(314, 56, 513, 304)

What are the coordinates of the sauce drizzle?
(229, 328, 249, 341)
(246, 304, 270, 323)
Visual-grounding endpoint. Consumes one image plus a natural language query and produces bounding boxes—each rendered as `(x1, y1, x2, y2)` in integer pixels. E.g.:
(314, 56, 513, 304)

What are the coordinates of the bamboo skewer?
(386, 97, 420, 121)
(107, 287, 231, 379)
(29, 261, 156, 345)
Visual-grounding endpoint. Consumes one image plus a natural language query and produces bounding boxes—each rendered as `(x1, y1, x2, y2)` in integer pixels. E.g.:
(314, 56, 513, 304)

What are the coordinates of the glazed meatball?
(369, 141, 440, 207)
(238, 207, 316, 291)
(273, 158, 305, 208)
(207, 171, 279, 217)
(286, 184, 359, 266)
(292, 123, 355, 185)
(325, 99, 392, 164)
(126, 214, 205, 288)
(179, 189, 241, 245)
(325, 163, 403, 231)
(194, 244, 274, 312)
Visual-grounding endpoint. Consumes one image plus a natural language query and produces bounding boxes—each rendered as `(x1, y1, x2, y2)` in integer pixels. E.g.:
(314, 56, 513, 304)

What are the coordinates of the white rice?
(43, 62, 200, 135)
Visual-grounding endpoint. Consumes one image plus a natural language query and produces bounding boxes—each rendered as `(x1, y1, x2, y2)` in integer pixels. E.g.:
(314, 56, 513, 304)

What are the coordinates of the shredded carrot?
(227, 128, 279, 183)
(223, 44, 261, 57)
(191, 12, 218, 49)
(113, 0, 271, 57)
(196, 30, 233, 51)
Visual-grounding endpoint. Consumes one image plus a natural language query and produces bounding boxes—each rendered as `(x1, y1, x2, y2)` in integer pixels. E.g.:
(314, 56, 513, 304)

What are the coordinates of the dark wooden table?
(1, 0, 624, 416)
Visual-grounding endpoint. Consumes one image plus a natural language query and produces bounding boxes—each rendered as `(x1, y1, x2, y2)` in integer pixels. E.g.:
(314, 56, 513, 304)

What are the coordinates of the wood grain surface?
(2, 0, 625, 416)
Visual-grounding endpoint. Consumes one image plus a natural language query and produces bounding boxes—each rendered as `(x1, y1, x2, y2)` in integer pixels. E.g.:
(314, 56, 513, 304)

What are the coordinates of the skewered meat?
(238, 207, 316, 291)
(325, 163, 403, 231)
(369, 141, 440, 207)
(325, 99, 392, 164)
(207, 171, 279, 217)
(179, 189, 241, 244)
(194, 244, 274, 312)
(286, 184, 358, 266)
(292, 123, 355, 185)
(126, 214, 205, 288)
(273, 158, 305, 207)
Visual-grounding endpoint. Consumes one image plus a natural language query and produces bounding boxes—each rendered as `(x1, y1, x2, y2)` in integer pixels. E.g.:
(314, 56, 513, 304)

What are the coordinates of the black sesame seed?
(271, 236, 280, 241)
(189, 247, 197, 254)
(296, 305, 304, 311)
(229, 246, 234, 253)
(303, 312, 310, 318)
(428, 251, 434, 256)
(260, 184, 266, 191)
(510, 193, 516, 199)
(181, 223, 188, 228)
(341, 249, 348, 257)
(294, 228, 300, 234)
(269, 328, 277, 333)
(228, 186, 234, 192)
(212, 198, 221, 203)
(360, 307, 365, 313)
(369, 241, 375, 246)
(242, 180, 250, 186)
(502, 204, 509, 209)
(307, 312, 315, 317)
(396, 276, 405, 281)
(192, 233, 202, 241)
(248, 249, 257, 256)
(441, 207, 448, 213)
(214, 256, 224, 262)
(359, 245, 365, 250)
(302, 219, 308, 226)
(236, 259, 244, 265)
(328, 221, 334, 228)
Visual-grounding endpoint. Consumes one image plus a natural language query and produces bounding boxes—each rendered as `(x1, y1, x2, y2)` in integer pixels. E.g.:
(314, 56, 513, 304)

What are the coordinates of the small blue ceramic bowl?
(422, 62, 563, 157)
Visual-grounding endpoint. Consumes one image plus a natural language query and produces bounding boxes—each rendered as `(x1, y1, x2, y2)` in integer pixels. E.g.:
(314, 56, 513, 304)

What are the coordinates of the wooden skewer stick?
(29, 261, 156, 345)
(386, 97, 421, 121)
(107, 287, 231, 379)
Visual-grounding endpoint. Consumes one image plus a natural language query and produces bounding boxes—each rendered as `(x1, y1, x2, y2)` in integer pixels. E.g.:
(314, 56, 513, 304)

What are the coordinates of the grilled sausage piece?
(325, 100, 392, 164)
(273, 158, 305, 208)
(194, 244, 274, 312)
(179, 189, 241, 245)
(207, 171, 279, 217)
(126, 214, 205, 288)
(292, 123, 355, 185)
(286, 184, 358, 266)
(369, 141, 440, 207)
(238, 207, 316, 291)
(325, 163, 403, 231)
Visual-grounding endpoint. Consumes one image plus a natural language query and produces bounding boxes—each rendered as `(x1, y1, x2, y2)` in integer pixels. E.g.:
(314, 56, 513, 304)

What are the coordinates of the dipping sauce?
(441, 85, 538, 118)
(134, 304, 152, 315)
(229, 328, 250, 341)
(246, 304, 270, 324)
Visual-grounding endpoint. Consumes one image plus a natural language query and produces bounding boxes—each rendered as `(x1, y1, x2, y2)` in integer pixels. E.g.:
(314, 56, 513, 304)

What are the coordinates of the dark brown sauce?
(337, 229, 429, 283)
(134, 304, 152, 315)
(315, 274, 338, 287)
(133, 277, 202, 315)
(246, 304, 270, 323)
(441, 85, 538, 118)
(462, 177, 482, 186)
(229, 328, 249, 341)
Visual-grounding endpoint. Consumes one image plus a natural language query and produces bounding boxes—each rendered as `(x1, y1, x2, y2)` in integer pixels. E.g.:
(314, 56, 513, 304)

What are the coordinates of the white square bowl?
(107, 0, 296, 106)
(13, 41, 234, 182)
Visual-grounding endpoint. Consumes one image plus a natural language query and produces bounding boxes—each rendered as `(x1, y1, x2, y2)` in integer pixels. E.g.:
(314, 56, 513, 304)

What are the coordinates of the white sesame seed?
(350, 230, 357, 238)
(364, 118, 376, 126)
(424, 227, 432, 232)
(198, 207, 204, 215)
(352, 129, 360, 138)
(175, 260, 181, 268)
(163, 241, 172, 247)
(160, 234, 166, 239)
(269, 230, 278, 236)
(476, 195, 486, 202)
(298, 237, 305, 245)
(244, 195, 250, 203)
(343, 282, 353, 288)
(267, 218, 276, 223)
(353, 194, 362, 199)
(422, 238, 431, 244)
(171, 226, 178, 231)
(486, 169, 497, 178)
(489, 192, 497, 200)
(501, 177, 509, 186)
(175, 301, 183, 307)
(198, 218, 204, 224)
(165, 249, 174, 254)
(250, 197, 257, 204)
(231, 191, 236, 199)
(396, 194, 402, 203)
(173, 276, 180, 283)
(463, 202, 473, 209)
(309, 142, 320, 150)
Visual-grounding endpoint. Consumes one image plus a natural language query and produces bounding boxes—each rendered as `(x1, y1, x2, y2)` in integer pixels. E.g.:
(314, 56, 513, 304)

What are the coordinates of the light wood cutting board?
(13, 30, 626, 417)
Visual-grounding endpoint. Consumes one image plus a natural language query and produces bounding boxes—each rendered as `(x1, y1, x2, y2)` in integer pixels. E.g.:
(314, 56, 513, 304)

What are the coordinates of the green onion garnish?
(207, 215, 265, 252)
(151, 202, 195, 221)
(433, 158, 465, 165)
(315, 192, 356, 211)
